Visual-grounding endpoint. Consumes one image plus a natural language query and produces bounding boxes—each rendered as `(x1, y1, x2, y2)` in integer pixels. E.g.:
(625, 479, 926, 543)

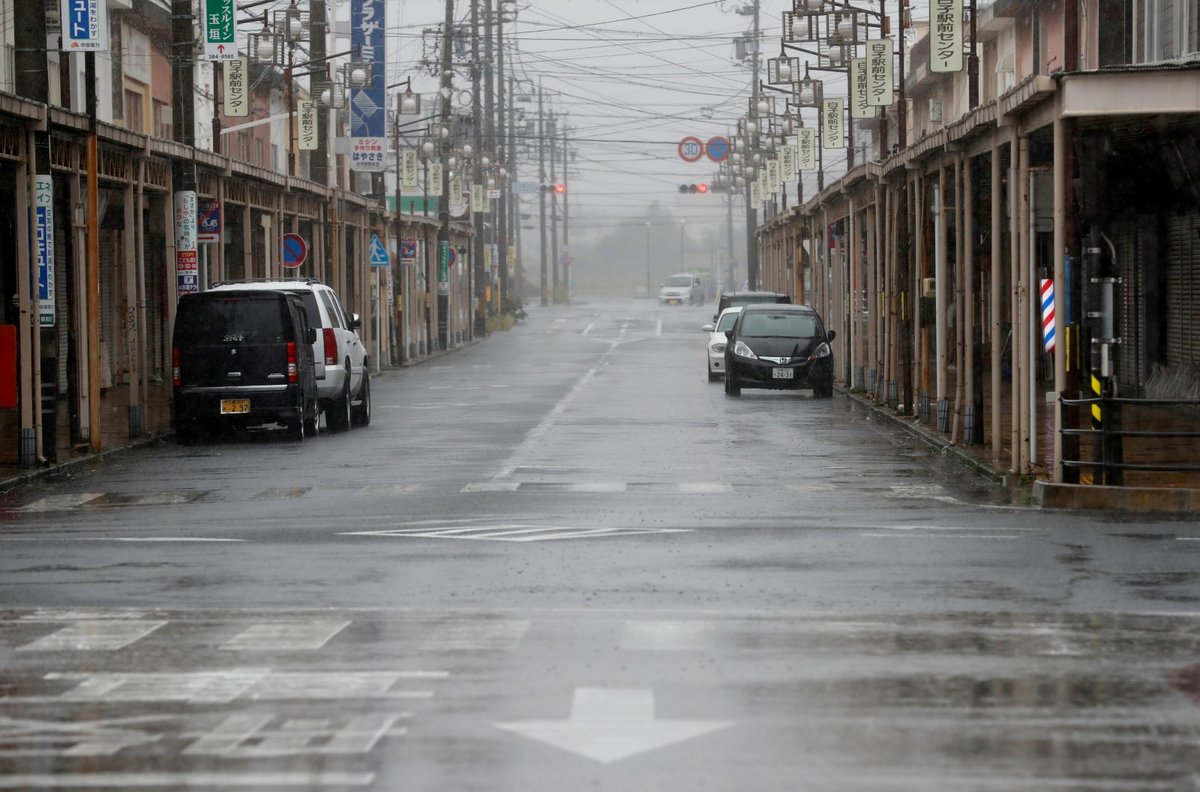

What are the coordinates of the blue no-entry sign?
(282, 233, 308, 268)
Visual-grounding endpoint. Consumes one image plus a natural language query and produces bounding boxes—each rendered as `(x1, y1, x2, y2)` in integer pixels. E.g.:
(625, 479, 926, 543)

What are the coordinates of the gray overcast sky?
(338, 0, 937, 232)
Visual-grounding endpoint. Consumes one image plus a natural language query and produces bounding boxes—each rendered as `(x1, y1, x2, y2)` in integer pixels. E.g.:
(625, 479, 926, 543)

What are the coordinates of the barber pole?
(1040, 278, 1055, 353)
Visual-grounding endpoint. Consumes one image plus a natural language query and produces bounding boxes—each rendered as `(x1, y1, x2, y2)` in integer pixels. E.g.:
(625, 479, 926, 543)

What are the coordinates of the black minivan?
(172, 289, 319, 443)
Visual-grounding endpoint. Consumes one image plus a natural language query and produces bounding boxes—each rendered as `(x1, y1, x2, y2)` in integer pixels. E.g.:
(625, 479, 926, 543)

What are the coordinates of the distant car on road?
(702, 307, 742, 381)
(659, 273, 704, 306)
(723, 304, 836, 398)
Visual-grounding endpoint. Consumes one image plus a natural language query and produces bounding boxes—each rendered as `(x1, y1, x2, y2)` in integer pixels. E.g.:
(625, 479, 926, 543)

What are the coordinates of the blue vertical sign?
(59, 0, 110, 51)
(34, 176, 55, 327)
(349, 0, 386, 172)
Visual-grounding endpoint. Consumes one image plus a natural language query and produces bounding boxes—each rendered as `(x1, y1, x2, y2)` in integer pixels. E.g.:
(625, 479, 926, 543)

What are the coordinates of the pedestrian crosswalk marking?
(419, 620, 531, 652)
(342, 524, 692, 542)
(220, 621, 351, 652)
(18, 621, 168, 652)
(15, 493, 105, 512)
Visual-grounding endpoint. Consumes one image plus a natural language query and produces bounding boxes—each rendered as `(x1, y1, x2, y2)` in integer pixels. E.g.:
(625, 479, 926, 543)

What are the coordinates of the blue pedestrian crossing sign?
(369, 233, 389, 268)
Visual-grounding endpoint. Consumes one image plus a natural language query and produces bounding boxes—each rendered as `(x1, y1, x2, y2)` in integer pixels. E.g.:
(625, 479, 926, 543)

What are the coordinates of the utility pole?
(470, 0, 485, 338)
(436, 0, 453, 349)
(562, 121, 570, 303)
(548, 111, 559, 302)
(745, 0, 760, 290)
(537, 84, 548, 306)
(495, 1, 509, 312)
(14, 0, 50, 463)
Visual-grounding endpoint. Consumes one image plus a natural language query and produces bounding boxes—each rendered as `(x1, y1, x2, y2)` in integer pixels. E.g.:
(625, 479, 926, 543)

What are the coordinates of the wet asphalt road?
(2, 298, 1200, 791)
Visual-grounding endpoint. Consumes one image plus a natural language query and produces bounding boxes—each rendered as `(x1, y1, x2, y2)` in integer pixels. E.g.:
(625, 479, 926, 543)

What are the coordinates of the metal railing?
(1060, 395, 1200, 485)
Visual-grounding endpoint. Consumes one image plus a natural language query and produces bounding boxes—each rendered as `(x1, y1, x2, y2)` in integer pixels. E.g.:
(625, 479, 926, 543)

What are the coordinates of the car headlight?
(808, 342, 831, 360)
(732, 340, 757, 360)
(710, 342, 727, 354)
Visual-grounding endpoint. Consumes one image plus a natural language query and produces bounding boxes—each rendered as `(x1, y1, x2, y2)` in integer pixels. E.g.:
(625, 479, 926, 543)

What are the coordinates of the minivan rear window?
(175, 295, 292, 345)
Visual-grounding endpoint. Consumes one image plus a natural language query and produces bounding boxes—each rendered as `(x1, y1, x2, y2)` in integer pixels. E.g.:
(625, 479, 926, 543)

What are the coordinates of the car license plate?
(220, 399, 250, 414)
(772, 368, 794, 380)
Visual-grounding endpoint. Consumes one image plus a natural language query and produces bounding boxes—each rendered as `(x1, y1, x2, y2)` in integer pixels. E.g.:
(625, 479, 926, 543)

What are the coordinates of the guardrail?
(1060, 396, 1200, 486)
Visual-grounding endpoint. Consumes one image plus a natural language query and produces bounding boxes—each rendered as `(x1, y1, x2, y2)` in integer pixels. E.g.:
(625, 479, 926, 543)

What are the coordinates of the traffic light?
(678, 183, 709, 194)
(541, 183, 566, 193)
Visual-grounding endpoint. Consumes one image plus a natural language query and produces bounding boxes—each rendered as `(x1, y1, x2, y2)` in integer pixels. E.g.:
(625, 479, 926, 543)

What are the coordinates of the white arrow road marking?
(495, 687, 732, 764)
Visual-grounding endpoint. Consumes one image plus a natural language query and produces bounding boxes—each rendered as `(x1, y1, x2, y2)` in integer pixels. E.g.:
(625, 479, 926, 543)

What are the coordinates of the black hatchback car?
(723, 304, 836, 398)
(172, 289, 319, 443)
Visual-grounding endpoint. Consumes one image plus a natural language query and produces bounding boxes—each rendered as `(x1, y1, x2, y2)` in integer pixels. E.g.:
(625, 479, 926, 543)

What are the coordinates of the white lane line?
(0, 773, 374, 788)
(859, 533, 1020, 540)
(356, 484, 418, 496)
(419, 619, 530, 652)
(621, 620, 716, 651)
(581, 322, 595, 336)
(18, 621, 167, 652)
(220, 621, 351, 651)
(568, 482, 627, 493)
(104, 538, 246, 543)
(461, 482, 521, 492)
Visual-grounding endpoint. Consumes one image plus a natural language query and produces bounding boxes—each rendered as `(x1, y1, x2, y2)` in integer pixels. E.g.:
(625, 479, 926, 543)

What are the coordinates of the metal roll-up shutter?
(1166, 210, 1200, 372)
(1114, 219, 1144, 392)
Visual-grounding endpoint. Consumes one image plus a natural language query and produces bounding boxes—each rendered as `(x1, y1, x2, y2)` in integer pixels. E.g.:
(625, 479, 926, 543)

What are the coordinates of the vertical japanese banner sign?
(35, 176, 55, 327)
(437, 241, 450, 296)
(223, 57, 248, 117)
(750, 179, 762, 208)
(60, 0, 109, 50)
(427, 163, 444, 197)
(850, 58, 872, 119)
(780, 144, 797, 181)
(174, 190, 199, 295)
(766, 159, 781, 195)
(797, 128, 817, 172)
(471, 184, 485, 214)
(350, 0, 386, 171)
(866, 39, 893, 107)
(931, 0, 964, 73)
(823, 98, 845, 149)
(298, 101, 318, 150)
(203, 0, 236, 61)
(401, 150, 419, 188)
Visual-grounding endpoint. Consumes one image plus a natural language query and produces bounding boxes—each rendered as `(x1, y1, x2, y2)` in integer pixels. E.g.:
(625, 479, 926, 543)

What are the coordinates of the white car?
(659, 273, 704, 305)
(208, 279, 370, 431)
(702, 307, 741, 381)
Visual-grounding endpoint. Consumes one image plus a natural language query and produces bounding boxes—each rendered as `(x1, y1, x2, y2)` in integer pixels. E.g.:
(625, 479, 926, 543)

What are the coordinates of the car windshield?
(665, 276, 693, 287)
(740, 312, 817, 339)
(715, 311, 740, 332)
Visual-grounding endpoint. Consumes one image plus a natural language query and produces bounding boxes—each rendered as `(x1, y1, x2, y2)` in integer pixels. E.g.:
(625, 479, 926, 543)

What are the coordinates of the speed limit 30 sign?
(678, 136, 703, 163)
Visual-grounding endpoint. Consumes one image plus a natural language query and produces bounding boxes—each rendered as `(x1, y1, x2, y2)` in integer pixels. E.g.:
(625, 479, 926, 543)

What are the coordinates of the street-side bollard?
(936, 397, 950, 433)
(919, 391, 931, 423)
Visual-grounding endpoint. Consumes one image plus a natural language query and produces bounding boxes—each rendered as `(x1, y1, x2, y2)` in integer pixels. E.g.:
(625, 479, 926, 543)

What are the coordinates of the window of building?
(1136, 0, 1200, 62)
(238, 133, 249, 163)
(256, 139, 265, 168)
(154, 101, 172, 140)
(124, 89, 145, 133)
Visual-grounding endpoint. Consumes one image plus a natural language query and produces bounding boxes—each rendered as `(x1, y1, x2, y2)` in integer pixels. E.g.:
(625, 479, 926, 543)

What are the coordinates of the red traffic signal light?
(696, 182, 709, 193)
(553, 183, 566, 194)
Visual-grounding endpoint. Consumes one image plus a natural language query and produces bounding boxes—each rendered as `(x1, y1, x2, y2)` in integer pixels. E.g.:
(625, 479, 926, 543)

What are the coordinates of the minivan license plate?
(772, 368, 794, 380)
(220, 399, 250, 414)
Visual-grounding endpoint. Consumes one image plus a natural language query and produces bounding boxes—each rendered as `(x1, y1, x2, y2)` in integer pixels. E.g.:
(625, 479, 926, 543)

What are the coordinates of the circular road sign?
(282, 233, 308, 268)
(706, 136, 730, 163)
(678, 136, 704, 163)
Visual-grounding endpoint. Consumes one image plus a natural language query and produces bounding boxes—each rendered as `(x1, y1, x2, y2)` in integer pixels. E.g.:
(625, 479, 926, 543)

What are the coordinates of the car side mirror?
(723, 330, 732, 339)
(701, 324, 714, 332)
(350, 313, 362, 331)
(306, 327, 317, 345)
(827, 329, 837, 342)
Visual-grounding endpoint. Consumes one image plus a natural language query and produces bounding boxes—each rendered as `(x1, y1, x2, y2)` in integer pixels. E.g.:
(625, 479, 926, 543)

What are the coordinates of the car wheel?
(351, 371, 371, 427)
(724, 375, 741, 397)
(326, 375, 352, 432)
(174, 418, 199, 446)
